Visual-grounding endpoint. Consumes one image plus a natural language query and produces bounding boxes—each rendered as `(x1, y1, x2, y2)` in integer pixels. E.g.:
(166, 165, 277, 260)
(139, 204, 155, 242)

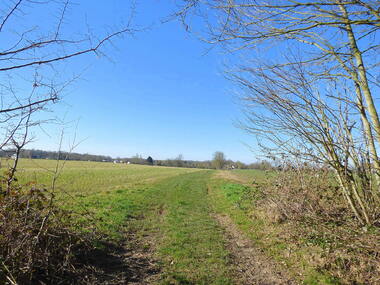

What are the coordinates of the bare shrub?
(0, 1, 135, 282)
(259, 163, 348, 225)
(0, 169, 95, 284)
(254, 163, 380, 283)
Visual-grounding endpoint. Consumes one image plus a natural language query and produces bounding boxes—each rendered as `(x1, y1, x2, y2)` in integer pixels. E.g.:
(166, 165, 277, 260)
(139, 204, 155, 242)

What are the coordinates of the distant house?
(226, 164, 236, 170)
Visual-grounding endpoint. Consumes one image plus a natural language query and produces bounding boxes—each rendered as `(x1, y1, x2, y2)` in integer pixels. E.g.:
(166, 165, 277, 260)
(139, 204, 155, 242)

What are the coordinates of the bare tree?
(0, 2, 137, 281)
(0, 0, 134, 191)
(174, 154, 184, 167)
(176, 0, 380, 225)
(212, 151, 226, 169)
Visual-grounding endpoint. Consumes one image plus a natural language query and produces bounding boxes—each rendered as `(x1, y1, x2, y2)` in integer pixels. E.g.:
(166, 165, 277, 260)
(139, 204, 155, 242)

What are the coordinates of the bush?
(260, 166, 346, 224)
(254, 165, 380, 283)
(0, 174, 93, 284)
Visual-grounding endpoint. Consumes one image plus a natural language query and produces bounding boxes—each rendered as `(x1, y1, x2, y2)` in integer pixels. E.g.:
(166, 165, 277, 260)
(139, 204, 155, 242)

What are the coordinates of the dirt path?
(84, 171, 296, 284)
(76, 236, 160, 285)
(214, 213, 297, 285)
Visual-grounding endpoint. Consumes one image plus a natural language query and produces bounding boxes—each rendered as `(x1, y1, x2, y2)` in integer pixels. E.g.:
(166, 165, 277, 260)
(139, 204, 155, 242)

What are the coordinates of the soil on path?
(73, 234, 159, 285)
(214, 213, 297, 285)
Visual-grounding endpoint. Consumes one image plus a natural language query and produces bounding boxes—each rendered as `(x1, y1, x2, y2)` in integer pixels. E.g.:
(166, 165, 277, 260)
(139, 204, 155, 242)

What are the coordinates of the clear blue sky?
(25, 1, 258, 163)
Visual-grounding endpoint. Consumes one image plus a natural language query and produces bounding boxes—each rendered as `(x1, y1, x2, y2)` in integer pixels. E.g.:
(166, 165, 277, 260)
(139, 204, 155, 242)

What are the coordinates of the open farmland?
(6, 159, 289, 283)
(11, 160, 200, 237)
(2, 1, 380, 284)
(5, 159, 378, 284)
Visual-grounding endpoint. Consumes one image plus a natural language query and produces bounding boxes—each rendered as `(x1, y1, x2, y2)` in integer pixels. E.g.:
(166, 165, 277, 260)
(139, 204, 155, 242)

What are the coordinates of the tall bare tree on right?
(177, 0, 380, 225)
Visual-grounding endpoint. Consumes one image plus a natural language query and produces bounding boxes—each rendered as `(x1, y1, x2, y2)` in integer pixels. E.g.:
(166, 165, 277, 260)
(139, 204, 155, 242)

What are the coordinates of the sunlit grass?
(7, 159, 232, 283)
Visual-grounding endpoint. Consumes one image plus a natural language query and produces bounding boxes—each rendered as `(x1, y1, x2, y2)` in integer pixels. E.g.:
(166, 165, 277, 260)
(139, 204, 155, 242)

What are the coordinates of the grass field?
(11, 159, 200, 237)
(9, 159, 233, 283)
(6, 159, 352, 284)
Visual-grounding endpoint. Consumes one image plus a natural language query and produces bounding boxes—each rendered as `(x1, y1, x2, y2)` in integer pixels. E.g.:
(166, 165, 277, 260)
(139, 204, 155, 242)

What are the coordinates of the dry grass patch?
(234, 168, 380, 284)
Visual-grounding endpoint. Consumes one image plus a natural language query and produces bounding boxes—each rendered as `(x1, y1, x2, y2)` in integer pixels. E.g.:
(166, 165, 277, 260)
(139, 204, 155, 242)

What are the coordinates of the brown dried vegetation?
(255, 167, 380, 284)
(0, 168, 95, 284)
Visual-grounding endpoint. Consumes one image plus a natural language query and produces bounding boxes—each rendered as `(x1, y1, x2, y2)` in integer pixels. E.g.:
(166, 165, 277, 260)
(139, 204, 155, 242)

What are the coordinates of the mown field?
(6, 159, 378, 284)
(11, 159, 233, 283)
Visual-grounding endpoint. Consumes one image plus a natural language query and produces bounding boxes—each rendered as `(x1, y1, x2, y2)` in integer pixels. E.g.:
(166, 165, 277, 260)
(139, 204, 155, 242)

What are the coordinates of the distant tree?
(174, 154, 184, 167)
(212, 151, 226, 169)
(236, 161, 247, 169)
(146, 156, 154, 165)
(130, 154, 144, 164)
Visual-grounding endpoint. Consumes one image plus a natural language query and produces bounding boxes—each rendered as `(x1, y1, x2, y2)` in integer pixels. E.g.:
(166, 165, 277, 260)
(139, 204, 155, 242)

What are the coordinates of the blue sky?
(21, 1, 258, 162)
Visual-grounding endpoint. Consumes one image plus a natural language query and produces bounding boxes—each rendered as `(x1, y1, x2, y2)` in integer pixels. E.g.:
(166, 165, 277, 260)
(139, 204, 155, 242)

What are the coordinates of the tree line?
(0, 149, 272, 170)
(0, 149, 113, 162)
(116, 152, 272, 170)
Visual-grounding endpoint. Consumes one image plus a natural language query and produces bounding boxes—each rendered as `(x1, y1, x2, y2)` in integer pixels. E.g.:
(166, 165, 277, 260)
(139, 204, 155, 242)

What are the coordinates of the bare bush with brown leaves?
(0, 170, 95, 284)
(256, 164, 380, 284)
(260, 163, 346, 225)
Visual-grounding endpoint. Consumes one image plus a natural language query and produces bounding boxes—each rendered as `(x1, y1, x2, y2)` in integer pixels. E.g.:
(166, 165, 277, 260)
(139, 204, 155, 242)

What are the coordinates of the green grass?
(229, 169, 270, 183)
(221, 182, 263, 210)
(142, 171, 232, 284)
(10, 159, 232, 284)
(209, 171, 341, 285)
(8, 159, 344, 284)
(9, 159, 199, 237)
